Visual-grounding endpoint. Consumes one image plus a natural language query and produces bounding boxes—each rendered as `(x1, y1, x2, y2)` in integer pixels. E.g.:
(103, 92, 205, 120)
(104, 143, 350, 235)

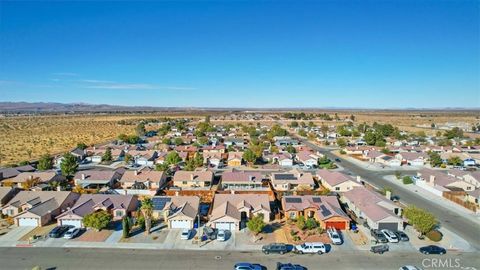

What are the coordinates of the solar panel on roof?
(320, 205, 332, 216)
(312, 197, 322, 203)
(275, 174, 297, 180)
(285, 197, 302, 203)
(152, 197, 171, 210)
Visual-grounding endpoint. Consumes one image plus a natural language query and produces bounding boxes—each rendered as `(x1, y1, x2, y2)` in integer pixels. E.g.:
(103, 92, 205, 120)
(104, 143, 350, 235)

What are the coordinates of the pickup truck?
(371, 229, 388, 243)
(370, 244, 389, 254)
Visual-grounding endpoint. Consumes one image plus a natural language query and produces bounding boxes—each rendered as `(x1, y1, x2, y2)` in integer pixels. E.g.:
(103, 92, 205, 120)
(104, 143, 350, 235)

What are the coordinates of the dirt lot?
(74, 229, 113, 242)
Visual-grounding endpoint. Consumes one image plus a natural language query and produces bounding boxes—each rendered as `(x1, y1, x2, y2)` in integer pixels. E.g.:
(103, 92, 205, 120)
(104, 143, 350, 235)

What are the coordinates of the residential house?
(224, 137, 246, 149)
(73, 170, 124, 189)
(86, 148, 125, 163)
(203, 152, 224, 167)
(269, 152, 293, 167)
(296, 151, 321, 167)
(0, 187, 20, 207)
(2, 172, 66, 189)
(341, 187, 403, 231)
(316, 170, 362, 192)
(202, 145, 226, 154)
(271, 169, 315, 191)
(376, 155, 402, 167)
(282, 195, 350, 230)
(1, 191, 79, 226)
(172, 171, 214, 189)
(447, 170, 480, 188)
(227, 152, 243, 167)
(221, 171, 266, 191)
(0, 165, 35, 182)
(395, 152, 428, 166)
(209, 194, 271, 231)
(363, 150, 385, 163)
(152, 196, 200, 229)
(56, 194, 138, 228)
(416, 169, 476, 196)
(119, 168, 168, 191)
(127, 150, 159, 167)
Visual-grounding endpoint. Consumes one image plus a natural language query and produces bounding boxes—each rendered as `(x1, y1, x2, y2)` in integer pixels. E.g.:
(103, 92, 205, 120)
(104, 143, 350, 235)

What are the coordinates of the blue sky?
(0, 1, 478, 108)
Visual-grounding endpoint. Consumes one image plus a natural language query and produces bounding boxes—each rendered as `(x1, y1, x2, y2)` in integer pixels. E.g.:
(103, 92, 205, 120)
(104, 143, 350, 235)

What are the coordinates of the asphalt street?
(1, 247, 478, 270)
(297, 137, 480, 251)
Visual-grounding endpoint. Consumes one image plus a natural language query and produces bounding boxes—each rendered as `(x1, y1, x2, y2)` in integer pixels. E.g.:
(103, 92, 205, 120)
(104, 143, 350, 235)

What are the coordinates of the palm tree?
(140, 197, 154, 235)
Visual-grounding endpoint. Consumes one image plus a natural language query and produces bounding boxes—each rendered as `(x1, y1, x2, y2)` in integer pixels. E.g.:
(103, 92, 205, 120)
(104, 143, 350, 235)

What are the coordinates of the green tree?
(155, 163, 169, 171)
(136, 123, 146, 137)
(76, 142, 88, 150)
(165, 151, 182, 165)
(124, 154, 133, 164)
(444, 127, 463, 139)
(336, 138, 347, 148)
(60, 153, 78, 178)
(37, 154, 53, 171)
(140, 198, 154, 235)
(289, 121, 299, 128)
(243, 149, 257, 164)
(447, 156, 463, 166)
(122, 216, 131, 238)
(246, 214, 266, 235)
(83, 210, 112, 231)
(298, 130, 307, 137)
(402, 176, 413, 185)
(403, 205, 437, 235)
(305, 218, 318, 230)
(174, 137, 183, 146)
(428, 151, 443, 167)
(102, 147, 112, 162)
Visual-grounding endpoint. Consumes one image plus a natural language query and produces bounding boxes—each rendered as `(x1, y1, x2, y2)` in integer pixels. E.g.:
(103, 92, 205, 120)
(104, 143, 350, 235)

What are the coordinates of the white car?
(381, 229, 399, 243)
(217, 229, 227, 241)
(63, 228, 81, 239)
(327, 228, 342, 245)
(294, 242, 326, 254)
(180, 229, 192, 240)
(399, 266, 422, 270)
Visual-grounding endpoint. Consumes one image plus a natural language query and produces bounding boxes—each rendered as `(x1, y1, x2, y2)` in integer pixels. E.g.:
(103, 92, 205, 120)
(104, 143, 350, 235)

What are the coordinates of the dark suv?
(276, 263, 307, 270)
(370, 229, 388, 243)
(262, 243, 288, 255)
(48, 225, 72, 238)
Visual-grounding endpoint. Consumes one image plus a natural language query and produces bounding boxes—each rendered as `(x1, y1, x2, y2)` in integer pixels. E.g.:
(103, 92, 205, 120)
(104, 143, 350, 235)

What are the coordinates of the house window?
(182, 181, 187, 185)
(289, 212, 296, 219)
(7, 209, 14, 216)
(335, 187, 340, 191)
(205, 182, 211, 186)
(115, 210, 123, 217)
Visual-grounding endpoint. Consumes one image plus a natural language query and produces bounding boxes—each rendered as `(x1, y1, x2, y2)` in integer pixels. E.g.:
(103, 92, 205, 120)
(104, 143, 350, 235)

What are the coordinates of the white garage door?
(170, 220, 190, 229)
(61, 219, 82, 228)
(215, 222, 235, 231)
(18, 218, 39, 227)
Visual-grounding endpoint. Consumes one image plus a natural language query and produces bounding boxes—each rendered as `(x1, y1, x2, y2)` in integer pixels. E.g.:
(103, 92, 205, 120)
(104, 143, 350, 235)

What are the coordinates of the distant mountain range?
(0, 102, 478, 113)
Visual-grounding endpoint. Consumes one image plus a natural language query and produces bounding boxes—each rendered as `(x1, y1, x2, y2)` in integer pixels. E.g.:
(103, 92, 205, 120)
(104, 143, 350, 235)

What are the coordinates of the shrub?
(290, 230, 297, 236)
(296, 216, 306, 230)
(246, 214, 266, 235)
(402, 176, 413, 185)
(426, 230, 443, 242)
(339, 150, 346, 155)
(136, 215, 145, 230)
(317, 227, 324, 234)
(83, 210, 112, 231)
(305, 218, 318, 230)
(395, 171, 401, 180)
(293, 235, 301, 241)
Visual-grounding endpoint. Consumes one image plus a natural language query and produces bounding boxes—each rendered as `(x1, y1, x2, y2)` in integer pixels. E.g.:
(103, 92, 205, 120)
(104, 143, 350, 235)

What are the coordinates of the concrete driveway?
(0, 226, 35, 243)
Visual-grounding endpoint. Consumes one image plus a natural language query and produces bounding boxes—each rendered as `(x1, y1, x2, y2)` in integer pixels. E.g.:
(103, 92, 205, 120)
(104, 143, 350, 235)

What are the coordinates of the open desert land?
(0, 113, 202, 166)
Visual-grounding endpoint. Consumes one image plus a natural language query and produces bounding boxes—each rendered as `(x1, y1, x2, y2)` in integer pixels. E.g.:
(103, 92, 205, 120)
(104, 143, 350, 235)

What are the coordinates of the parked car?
(63, 228, 82, 239)
(233, 263, 265, 270)
(371, 229, 388, 243)
(399, 266, 422, 270)
(335, 158, 341, 162)
(381, 229, 399, 243)
(217, 230, 227, 242)
(370, 244, 389, 254)
(202, 226, 217, 241)
(262, 243, 288, 255)
(419, 245, 446, 255)
(276, 262, 307, 270)
(294, 242, 326, 254)
(327, 228, 342, 245)
(48, 225, 72, 238)
(180, 229, 193, 240)
(394, 231, 410, 242)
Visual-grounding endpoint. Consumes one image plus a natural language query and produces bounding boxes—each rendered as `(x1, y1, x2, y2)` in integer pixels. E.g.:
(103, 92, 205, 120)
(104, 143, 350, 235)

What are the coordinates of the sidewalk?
(382, 175, 480, 225)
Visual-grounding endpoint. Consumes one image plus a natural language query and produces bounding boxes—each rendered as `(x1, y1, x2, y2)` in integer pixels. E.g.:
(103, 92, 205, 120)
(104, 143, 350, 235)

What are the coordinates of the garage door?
(61, 219, 82, 228)
(170, 220, 190, 229)
(215, 222, 235, 231)
(378, 222, 398, 231)
(18, 218, 39, 227)
(325, 221, 347, 230)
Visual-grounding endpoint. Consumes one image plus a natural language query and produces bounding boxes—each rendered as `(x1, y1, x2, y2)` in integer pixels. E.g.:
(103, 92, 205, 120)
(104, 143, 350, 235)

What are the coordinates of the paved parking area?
(0, 226, 35, 243)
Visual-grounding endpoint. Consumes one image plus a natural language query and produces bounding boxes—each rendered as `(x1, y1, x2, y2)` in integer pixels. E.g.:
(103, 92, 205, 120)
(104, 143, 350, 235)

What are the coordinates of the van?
(294, 242, 326, 254)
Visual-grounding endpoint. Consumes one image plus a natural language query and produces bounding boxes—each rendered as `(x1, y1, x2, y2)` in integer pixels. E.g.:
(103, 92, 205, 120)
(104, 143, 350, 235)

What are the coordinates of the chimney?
(385, 190, 391, 200)
(356, 176, 361, 182)
(134, 170, 138, 176)
(29, 175, 33, 180)
(249, 175, 254, 182)
(175, 191, 179, 197)
(429, 175, 435, 184)
(93, 146, 96, 151)
(190, 174, 194, 181)
(81, 174, 86, 180)
(230, 190, 235, 194)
